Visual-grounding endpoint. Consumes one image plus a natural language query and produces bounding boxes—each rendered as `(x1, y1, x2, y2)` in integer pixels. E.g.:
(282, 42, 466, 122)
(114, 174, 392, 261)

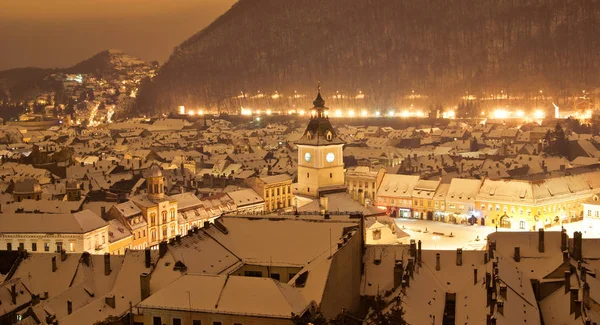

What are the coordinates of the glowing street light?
(387, 110, 395, 117)
(375, 111, 381, 117)
(515, 110, 525, 118)
(348, 110, 355, 117)
(361, 110, 368, 117)
(335, 109, 343, 117)
(534, 110, 545, 119)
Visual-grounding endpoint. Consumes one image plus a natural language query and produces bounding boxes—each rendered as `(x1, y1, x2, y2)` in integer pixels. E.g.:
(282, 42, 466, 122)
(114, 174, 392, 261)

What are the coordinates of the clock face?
(304, 152, 312, 162)
(326, 152, 335, 163)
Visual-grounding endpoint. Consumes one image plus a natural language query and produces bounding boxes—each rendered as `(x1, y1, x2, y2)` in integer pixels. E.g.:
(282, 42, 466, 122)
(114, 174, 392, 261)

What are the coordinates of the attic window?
(306, 132, 312, 140)
(326, 131, 333, 141)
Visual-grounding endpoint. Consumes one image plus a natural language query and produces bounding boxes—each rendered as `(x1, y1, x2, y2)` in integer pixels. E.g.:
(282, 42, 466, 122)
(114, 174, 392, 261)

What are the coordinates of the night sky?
(0, 0, 236, 71)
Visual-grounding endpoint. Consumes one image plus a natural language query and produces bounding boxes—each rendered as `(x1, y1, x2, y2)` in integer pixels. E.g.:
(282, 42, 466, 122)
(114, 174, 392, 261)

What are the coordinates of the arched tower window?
(162, 211, 167, 223)
(150, 213, 156, 226)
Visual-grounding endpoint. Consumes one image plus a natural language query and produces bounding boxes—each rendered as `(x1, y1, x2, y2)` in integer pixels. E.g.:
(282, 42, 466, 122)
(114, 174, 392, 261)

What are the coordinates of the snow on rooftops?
(139, 274, 308, 319)
(259, 173, 292, 184)
(446, 178, 482, 202)
(226, 188, 263, 207)
(377, 174, 420, 198)
(0, 209, 107, 234)
(202, 217, 357, 266)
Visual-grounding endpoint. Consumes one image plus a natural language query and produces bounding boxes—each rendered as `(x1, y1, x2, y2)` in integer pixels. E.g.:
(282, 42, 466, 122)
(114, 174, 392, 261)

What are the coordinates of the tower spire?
(313, 81, 325, 108)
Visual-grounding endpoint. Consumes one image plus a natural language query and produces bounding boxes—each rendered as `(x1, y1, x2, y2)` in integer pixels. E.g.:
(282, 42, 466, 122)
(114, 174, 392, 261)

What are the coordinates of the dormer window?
(306, 132, 312, 140)
(326, 131, 333, 141)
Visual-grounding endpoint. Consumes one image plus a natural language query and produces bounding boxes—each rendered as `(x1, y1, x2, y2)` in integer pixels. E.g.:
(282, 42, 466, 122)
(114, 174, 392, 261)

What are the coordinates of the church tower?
(147, 164, 165, 201)
(296, 86, 345, 198)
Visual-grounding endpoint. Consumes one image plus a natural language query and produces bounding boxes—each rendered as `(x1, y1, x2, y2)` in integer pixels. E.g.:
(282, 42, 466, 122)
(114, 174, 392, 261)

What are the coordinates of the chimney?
(67, 300, 72, 315)
(456, 248, 463, 266)
(583, 282, 590, 309)
(514, 247, 521, 262)
(60, 249, 67, 262)
(497, 301, 504, 315)
(104, 253, 111, 276)
(570, 288, 581, 319)
(159, 241, 168, 258)
(474, 268, 478, 285)
(573, 231, 583, 260)
(417, 240, 422, 266)
(319, 196, 329, 212)
(203, 221, 210, 228)
(538, 228, 545, 253)
(145, 248, 151, 268)
(10, 284, 17, 304)
(393, 261, 404, 289)
(499, 284, 507, 299)
(105, 294, 116, 309)
(561, 229, 568, 252)
(410, 240, 416, 258)
(435, 253, 441, 271)
(101, 206, 106, 218)
(82, 252, 90, 266)
(565, 270, 571, 293)
(140, 273, 151, 300)
(52, 256, 57, 272)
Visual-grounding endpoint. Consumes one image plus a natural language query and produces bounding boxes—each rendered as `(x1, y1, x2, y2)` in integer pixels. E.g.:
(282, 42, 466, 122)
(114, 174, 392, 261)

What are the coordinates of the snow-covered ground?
(394, 218, 600, 251)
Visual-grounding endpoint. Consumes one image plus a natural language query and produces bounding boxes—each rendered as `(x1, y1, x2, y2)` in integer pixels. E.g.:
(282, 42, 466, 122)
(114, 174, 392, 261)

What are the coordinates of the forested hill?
(135, 0, 600, 114)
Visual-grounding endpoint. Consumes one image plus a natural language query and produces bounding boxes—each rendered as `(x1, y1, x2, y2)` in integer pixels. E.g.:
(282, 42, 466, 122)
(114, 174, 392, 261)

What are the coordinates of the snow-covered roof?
(138, 274, 308, 318)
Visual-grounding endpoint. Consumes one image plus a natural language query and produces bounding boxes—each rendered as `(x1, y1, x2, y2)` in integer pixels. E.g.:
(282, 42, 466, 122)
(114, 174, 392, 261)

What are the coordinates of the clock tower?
(296, 87, 345, 198)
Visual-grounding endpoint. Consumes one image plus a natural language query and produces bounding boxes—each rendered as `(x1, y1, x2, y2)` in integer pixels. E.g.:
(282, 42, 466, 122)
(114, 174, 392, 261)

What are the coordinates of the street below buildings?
(393, 217, 600, 251)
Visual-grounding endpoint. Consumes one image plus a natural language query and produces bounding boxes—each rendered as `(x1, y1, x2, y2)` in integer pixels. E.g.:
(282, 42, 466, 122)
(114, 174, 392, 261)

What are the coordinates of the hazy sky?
(0, 0, 236, 70)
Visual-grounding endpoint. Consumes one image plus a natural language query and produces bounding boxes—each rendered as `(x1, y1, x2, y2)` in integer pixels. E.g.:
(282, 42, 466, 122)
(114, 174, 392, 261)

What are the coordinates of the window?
(173, 318, 181, 325)
(69, 242, 75, 252)
(330, 173, 333, 179)
(307, 173, 309, 178)
(266, 190, 269, 198)
(56, 242, 63, 252)
(244, 270, 262, 277)
(6, 243, 12, 251)
(151, 230, 157, 241)
(31, 243, 37, 252)
(44, 243, 50, 252)
(143, 229, 146, 237)
(153, 316, 161, 325)
(588, 210, 592, 217)
(162, 227, 167, 238)
(271, 273, 280, 281)
(193, 321, 202, 325)
(307, 188, 310, 193)
(277, 188, 280, 195)
(373, 229, 382, 240)
(170, 209, 176, 220)
(162, 211, 167, 223)
(154, 184, 158, 193)
(519, 221, 526, 230)
(18, 243, 24, 251)
(213, 322, 222, 325)
(150, 213, 156, 226)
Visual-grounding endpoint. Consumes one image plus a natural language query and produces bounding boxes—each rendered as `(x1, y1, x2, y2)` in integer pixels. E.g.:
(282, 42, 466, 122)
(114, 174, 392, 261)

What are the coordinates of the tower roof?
(296, 87, 344, 146)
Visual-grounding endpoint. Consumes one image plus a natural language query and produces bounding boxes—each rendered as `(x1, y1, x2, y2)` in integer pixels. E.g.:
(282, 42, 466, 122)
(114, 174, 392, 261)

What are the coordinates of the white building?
(0, 209, 109, 254)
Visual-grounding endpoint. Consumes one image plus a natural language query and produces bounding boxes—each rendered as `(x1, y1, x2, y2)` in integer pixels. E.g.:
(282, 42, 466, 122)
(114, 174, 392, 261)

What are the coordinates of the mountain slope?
(0, 50, 151, 102)
(137, 0, 600, 113)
